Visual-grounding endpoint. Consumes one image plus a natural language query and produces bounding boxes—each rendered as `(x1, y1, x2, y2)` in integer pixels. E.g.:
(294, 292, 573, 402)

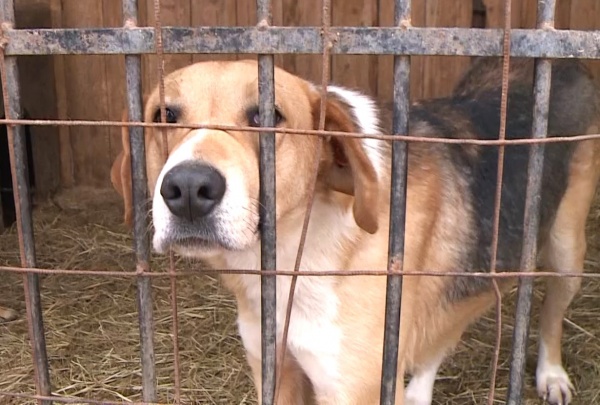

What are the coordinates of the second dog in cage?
(112, 58, 600, 405)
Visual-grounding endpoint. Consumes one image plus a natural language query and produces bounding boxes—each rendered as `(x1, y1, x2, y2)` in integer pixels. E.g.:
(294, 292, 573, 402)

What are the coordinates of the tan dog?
(111, 58, 600, 405)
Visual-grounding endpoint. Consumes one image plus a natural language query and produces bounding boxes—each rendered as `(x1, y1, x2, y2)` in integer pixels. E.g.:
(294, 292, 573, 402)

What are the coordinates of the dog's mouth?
(152, 211, 261, 255)
(172, 236, 221, 250)
(153, 231, 224, 255)
(155, 230, 259, 256)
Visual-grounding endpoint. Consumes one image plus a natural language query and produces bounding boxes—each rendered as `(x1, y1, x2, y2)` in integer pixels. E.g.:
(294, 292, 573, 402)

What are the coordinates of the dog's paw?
(404, 397, 431, 405)
(536, 364, 574, 405)
(404, 382, 433, 405)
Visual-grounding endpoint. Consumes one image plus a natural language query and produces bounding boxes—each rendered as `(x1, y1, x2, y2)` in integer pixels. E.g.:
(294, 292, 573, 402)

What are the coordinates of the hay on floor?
(0, 187, 599, 404)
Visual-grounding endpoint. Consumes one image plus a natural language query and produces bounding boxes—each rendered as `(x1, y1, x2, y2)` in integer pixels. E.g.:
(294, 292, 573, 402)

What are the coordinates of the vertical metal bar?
(380, 0, 411, 403)
(122, 0, 157, 402)
(506, 1, 556, 404)
(0, 17, 50, 405)
(0, 2, 51, 405)
(257, 1, 277, 404)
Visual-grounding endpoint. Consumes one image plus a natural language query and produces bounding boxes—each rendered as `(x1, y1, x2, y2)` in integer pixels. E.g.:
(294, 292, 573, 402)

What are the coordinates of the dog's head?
(112, 60, 385, 258)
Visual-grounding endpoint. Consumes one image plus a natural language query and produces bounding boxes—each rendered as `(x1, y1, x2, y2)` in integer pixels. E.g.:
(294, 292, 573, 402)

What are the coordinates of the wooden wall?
(12, 0, 600, 189)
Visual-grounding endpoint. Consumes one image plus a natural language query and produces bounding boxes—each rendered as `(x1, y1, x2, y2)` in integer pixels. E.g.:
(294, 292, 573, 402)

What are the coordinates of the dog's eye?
(247, 107, 284, 128)
(153, 107, 178, 124)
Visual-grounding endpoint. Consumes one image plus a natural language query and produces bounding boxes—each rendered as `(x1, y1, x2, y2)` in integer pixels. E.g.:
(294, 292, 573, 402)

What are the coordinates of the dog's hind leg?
(537, 139, 600, 405)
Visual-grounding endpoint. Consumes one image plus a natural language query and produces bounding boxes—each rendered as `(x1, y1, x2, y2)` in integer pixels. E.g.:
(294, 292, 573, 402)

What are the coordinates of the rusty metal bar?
(4, 27, 600, 58)
(257, 1, 277, 404)
(0, 2, 51, 404)
(380, 1, 411, 404)
(122, 0, 157, 401)
(506, 1, 557, 404)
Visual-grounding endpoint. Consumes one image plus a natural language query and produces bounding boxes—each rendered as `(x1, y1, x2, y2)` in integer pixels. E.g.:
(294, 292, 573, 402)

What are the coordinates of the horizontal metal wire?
(3, 27, 600, 58)
(1, 118, 599, 146)
(1, 264, 598, 279)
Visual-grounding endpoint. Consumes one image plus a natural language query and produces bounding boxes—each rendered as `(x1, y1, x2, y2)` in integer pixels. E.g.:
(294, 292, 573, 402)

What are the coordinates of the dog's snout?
(160, 163, 226, 221)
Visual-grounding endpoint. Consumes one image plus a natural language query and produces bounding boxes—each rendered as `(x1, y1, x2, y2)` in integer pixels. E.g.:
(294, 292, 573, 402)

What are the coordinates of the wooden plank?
(484, 0, 546, 28)
(332, 0, 378, 96)
(102, 0, 126, 168)
(555, 0, 572, 29)
(50, 0, 73, 188)
(570, 0, 599, 29)
(60, 0, 114, 187)
(519, 0, 537, 28)
(483, 0, 524, 28)
(420, 0, 473, 100)
(236, 0, 257, 27)
(570, 0, 600, 85)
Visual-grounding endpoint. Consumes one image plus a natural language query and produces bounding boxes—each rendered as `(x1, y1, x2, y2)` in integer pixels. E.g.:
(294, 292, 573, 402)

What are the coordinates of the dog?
(111, 58, 600, 405)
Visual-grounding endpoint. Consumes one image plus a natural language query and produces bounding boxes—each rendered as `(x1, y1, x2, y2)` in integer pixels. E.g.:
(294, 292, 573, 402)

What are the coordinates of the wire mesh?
(0, 0, 598, 404)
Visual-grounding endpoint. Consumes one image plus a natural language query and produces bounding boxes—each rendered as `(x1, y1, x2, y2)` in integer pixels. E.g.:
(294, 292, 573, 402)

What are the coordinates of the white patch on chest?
(225, 197, 357, 395)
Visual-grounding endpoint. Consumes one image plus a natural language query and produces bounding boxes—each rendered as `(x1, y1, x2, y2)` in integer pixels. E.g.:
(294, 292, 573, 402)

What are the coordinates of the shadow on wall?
(0, 113, 35, 230)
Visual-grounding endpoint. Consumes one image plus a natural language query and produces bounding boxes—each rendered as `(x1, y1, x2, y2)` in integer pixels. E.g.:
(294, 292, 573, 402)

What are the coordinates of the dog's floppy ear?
(313, 91, 380, 234)
(110, 110, 133, 228)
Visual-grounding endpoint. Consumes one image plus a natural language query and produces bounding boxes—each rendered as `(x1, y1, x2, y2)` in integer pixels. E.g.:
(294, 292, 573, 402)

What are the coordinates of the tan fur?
(535, 132, 600, 401)
(111, 59, 600, 404)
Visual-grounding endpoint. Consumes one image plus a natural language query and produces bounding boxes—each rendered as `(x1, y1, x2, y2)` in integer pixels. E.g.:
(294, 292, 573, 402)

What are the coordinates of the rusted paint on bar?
(122, 0, 157, 401)
(4, 27, 600, 58)
(1, 1, 52, 404)
(507, 1, 557, 404)
(257, 1, 277, 404)
(380, 1, 411, 403)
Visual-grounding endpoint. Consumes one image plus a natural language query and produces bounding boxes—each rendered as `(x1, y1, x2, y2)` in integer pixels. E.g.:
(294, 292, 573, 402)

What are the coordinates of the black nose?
(160, 163, 226, 221)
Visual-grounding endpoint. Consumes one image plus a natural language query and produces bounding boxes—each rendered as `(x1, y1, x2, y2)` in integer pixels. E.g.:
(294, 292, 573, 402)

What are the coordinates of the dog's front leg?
(404, 356, 442, 405)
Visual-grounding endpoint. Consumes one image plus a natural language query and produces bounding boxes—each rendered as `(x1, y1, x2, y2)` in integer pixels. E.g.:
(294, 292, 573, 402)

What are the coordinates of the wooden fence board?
(60, 0, 116, 187)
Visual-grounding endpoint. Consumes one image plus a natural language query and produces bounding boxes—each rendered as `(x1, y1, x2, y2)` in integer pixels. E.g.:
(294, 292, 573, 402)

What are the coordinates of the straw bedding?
(0, 187, 599, 404)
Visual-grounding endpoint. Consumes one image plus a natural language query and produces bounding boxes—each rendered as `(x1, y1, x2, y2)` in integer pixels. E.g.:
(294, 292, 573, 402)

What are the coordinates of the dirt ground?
(0, 187, 599, 404)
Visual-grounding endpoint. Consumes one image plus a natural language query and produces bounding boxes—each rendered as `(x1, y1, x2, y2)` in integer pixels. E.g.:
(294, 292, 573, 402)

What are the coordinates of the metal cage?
(1, 0, 599, 404)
